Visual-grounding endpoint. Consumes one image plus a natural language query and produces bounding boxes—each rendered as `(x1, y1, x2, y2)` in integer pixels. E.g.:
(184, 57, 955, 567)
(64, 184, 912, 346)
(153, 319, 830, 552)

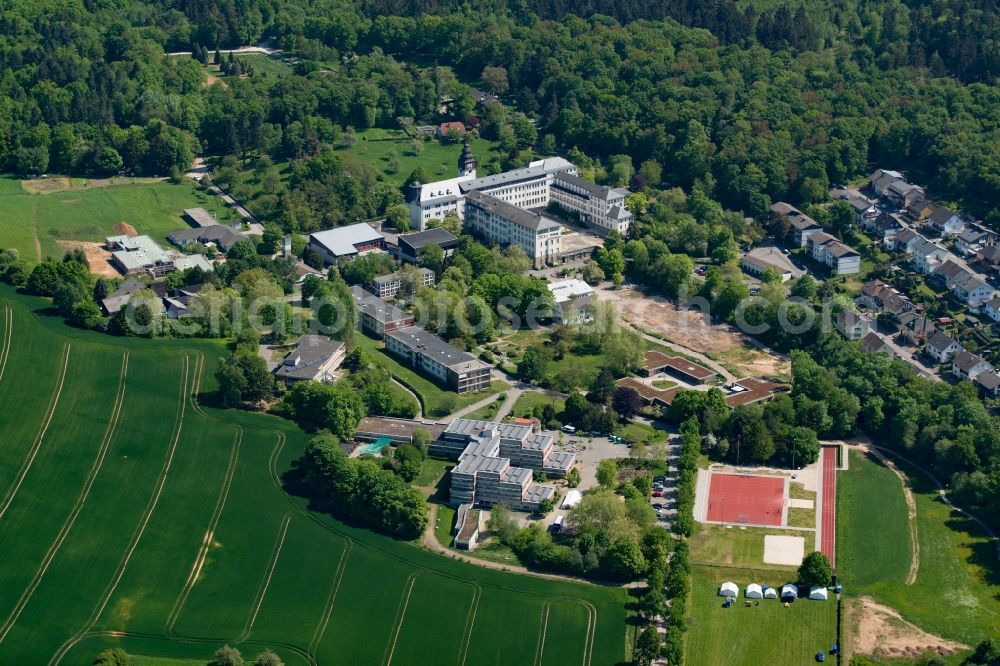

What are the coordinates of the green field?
(838, 449, 1000, 645)
(352, 333, 509, 417)
(689, 524, 804, 573)
(340, 129, 502, 187)
(0, 176, 230, 263)
(686, 566, 837, 666)
(0, 288, 626, 664)
(510, 391, 566, 419)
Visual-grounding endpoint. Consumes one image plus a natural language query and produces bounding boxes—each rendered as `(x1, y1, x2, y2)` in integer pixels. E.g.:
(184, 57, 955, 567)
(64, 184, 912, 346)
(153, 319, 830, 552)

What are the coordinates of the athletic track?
(820, 446, 837, 568)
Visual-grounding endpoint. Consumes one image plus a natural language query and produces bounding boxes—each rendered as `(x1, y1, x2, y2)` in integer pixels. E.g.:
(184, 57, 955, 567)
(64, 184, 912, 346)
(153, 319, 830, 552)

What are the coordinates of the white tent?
(718, 581, 738, 597)
(561, 489, 583, 509)
(780, 583, 798, 600)
(763, 586, 778, 599)
(745, 583, 763, 599)
(809, 586, 829, 601)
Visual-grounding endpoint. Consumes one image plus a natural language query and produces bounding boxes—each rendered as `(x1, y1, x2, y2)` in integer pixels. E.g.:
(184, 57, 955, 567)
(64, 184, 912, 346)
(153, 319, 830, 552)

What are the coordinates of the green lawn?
(463, 394, 505, 420)
(434, 503, 457, 548)
(351, 333, 509, 417)
(510, 391, 566, 419)
(0, 287, 626, 665)
(619, 421, 667, 444)
(686, 566, 837, 666)
(838, 449, 1000, 645)
(413, 457, 452, 488)
(651, 379, 677, 389)
(0, 176, 227, 263)
(689, 524, 805, 572)
(339, 129, 503, 187)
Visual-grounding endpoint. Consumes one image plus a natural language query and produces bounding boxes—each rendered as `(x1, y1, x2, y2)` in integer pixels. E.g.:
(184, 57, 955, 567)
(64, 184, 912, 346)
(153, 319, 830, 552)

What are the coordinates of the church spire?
(458, 139, 477, 178)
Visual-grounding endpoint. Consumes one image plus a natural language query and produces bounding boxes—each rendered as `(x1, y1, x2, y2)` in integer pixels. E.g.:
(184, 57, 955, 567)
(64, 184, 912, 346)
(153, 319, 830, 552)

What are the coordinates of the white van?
(561, 425, 576, 434)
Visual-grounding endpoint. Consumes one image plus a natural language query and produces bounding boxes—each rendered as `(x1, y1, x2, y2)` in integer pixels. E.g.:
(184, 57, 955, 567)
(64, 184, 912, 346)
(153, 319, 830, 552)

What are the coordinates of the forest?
(0, 0, 998, 231)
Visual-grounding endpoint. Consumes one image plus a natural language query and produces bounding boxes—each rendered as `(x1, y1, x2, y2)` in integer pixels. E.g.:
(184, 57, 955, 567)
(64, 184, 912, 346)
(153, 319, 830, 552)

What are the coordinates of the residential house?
(924, 331, 963, 363)
(771, 202, 820, 247)
(168, 225, 247, 253)
(975, 246, 1000, 271)
(274, 335, 346, 385)
(856, 280, 914, 318)
(435, 121, 466, 139)
(952, 272, 996, 308)
(396, 227, 459, 264)
(885, 180, 925, 208)
(905, 197, 935, 223)
(807, 232, 860, 275)
(951, 351, 992, 381)
(911, 238, 949, 274)
(307, 223, 386, 266)
(837, 310, 869, 341)
(900, 313, 936, 346)
(975, 371, 1000, 398)
(956, 229, 993, 256)
(851, 197, 879, 227)
(888, 228, 920, 253)
(870, 170, 903, 196)
(100, 277, 152, 315)
(931, 260, 968, 288)
(860, 332, 890, 354)
(385, 326, 492, 394)
(162, 283, 208, 319)
(983, 297, 1000, 323)
(925, 207, 964, 237)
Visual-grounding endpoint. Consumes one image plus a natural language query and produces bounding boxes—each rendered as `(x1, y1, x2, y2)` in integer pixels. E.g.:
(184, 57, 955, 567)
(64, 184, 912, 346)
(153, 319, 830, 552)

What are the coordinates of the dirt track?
(848, 597, 966, 661)
(55, 241, 120, 278)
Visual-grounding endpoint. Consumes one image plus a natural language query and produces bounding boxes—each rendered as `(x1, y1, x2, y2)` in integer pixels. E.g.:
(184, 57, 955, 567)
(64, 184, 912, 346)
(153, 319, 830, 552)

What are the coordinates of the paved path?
(185, 157, 265, 235)
(441, 392, 503, 423)
(390, 378, 424, 421)
(166, 46, 283, 57)
(630, 327, 737, 384)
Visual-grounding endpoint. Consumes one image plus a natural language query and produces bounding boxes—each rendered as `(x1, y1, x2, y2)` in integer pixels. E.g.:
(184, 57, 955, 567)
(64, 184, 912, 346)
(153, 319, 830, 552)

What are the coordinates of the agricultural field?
(0, 288, 626, 664)
(838, 449, 1000, 647)
(686, 566, 837, 666)
(0, 176, 226, 264)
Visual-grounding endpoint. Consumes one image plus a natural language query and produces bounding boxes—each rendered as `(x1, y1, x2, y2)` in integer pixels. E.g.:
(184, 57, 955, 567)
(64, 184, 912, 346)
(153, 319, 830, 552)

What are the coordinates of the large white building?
(463, 190, 563, 268)
(404, 144, 577, 230)
(549, 171, 632, 235)
(307, 223, 385, 266)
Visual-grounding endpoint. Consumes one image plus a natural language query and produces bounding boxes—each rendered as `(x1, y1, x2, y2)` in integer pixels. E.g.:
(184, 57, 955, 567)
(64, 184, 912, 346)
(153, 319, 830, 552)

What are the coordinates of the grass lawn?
(435, 503, 457, 547)
(838, 449, 1000, 644)
(619, 421, 668, 444)
(786, 507, 815, 528)
(0, 287, 627, 665)
(510, 391, 566, 419)
(652, 379, 677, 389)
(414, 457, 452, 488)
(463, 394, 505, 420)
(687, 566, 837, 666)
(339, 129, 503, 187)
(0, 176, 226, 263)
(689, 524, 804, 573)
(351, 333, 509, 417)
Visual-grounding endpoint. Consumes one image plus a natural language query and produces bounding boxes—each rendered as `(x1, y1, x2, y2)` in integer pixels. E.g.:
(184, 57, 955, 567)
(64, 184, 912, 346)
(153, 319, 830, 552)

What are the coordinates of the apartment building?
(806, 232, 860, 275)
(549, 170, 633, 235)
(350, 286, 415, 339)
(385, 326, 491, 393)
(369, 268, 435, 299)
(464, 190, 563, 268)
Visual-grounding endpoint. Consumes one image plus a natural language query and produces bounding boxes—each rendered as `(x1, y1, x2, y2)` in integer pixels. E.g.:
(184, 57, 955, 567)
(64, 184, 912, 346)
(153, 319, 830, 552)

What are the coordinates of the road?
(166, 46, 283, 57)
(185, 157, 265, 235)
(856, 313, 940, 381)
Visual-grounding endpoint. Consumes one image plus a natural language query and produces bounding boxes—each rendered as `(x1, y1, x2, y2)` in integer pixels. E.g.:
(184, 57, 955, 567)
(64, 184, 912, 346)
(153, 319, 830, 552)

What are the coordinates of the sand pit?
(848, 597, 966, 661)
(789, 498, 814, 509)
(763, 534, 804, 566)
(55, 241, 120, 278)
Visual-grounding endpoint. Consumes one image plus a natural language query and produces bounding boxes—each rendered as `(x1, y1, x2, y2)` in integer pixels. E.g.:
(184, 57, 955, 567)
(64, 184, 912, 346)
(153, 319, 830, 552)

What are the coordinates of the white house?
(837, 310, 868, 341)
(925, 331, 963, 363)
(807, 232, 860, 275)
(983, 297, 1000, 323)
(772, 202, 821, 247)
(888, 228, 920, 253)
(549, 171, 633, 235)
(463, 190, 563, 268)
(952, 272, 996, 308)
(951, 351, 992, 381)
(911, 238, 949, 274)
(925, 206, 964, 237)
(956, 229, 993, 256)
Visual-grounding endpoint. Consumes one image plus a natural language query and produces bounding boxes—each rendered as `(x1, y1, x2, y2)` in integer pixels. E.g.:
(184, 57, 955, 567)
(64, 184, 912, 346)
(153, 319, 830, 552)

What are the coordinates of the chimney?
(282, 235, 292, 257)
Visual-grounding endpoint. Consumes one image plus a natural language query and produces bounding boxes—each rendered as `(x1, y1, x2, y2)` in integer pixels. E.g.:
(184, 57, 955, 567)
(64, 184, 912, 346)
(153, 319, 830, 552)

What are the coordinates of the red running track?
(706, 473, 784, 526)
(820, 446, 837, 567)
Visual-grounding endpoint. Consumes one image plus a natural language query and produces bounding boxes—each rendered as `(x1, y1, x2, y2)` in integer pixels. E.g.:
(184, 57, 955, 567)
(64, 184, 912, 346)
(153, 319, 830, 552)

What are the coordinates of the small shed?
(763, 586, 778, 599)
(809, 586, 829, 601)
(780, 583, 798, 601)
(561, 489, 583, 510)
(745, 583, 763, 599)
(718, 581, 738, 597)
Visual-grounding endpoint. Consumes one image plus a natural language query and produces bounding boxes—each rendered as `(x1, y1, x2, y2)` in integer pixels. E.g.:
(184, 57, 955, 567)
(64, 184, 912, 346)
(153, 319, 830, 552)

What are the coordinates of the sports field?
(0, 288, 626, 664)
(705, 472, 786, 526)
(0, 176, 227, 263)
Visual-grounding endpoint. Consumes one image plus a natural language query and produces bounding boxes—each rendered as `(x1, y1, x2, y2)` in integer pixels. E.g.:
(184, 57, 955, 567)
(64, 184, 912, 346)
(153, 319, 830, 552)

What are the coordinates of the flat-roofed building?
(350, 286, 415, 339)
(464, 190, 563, 268)
(641, 350, 716, 384)
(396, 227, 459, 264)
(370, 267, 435, 299)
(308, 223, 385, 266)
(547, 278, 593, 323)
(183, 207, 220, 228)
(549, 171, 633, 235)
(106, 235, 176, 277)
(385, 326, 491, 394)
(435, 419, 575, 478)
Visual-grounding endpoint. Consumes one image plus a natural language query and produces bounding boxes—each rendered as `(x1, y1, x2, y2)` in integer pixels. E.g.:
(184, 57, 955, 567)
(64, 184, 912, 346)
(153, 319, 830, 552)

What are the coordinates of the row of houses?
(769, 203, 859, 275)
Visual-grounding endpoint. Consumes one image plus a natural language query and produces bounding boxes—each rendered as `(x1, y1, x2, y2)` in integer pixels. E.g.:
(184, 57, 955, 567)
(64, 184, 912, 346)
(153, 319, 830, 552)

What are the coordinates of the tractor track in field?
(0, 302, 12, 386)
(307, 540, 354, 655)
(382, 574, 417, 666)
(165, 427, 243, 635)
(578, 599, 598, 666)
(0, 342, 71, 523)
(49, 355, 192, 666)
(457, 584, 482, 666)
(237, 513, 292, 642)
(534, 602, 552, 666)
(0, 350, 128, 644)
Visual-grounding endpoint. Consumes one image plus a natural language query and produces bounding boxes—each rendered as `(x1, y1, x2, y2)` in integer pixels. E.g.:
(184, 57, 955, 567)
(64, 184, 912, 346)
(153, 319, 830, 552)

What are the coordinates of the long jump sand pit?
(763, 534, 805, 566)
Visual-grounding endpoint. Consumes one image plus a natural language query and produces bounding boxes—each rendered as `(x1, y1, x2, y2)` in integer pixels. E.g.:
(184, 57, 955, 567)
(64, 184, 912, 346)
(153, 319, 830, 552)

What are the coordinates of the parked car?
(652, 490, 663, 498)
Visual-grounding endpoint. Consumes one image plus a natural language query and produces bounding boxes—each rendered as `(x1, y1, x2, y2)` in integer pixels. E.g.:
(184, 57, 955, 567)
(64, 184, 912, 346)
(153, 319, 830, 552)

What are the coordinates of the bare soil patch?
(112, 222, 138, 237)
(21, 177, 72, 194)
(848, 597, 966, 661)
(55, 240, 120, 278)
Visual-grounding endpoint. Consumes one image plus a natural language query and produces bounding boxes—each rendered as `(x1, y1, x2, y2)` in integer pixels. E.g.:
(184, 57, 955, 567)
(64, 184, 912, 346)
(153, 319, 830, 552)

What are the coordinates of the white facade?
(464, 191, 563, 268)
(549, 171, 632, 234)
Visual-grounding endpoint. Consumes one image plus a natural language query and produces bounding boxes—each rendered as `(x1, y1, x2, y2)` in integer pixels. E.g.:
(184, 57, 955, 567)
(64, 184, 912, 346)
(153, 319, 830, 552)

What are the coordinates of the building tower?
(458, 139, 477, 179)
